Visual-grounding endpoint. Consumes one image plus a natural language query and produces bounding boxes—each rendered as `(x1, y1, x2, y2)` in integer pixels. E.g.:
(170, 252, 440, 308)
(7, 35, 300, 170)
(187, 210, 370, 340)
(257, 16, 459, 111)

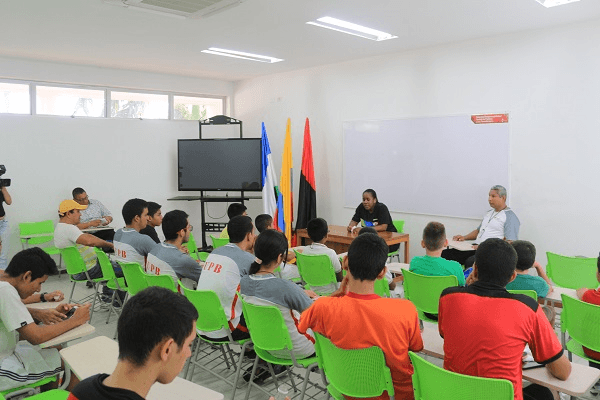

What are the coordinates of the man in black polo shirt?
(439, 238, 571, 400)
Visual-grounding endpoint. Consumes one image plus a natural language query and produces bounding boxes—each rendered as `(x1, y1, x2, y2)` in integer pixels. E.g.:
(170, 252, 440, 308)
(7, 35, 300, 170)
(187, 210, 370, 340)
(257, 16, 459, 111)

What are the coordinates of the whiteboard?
(343, 115, 509, 219)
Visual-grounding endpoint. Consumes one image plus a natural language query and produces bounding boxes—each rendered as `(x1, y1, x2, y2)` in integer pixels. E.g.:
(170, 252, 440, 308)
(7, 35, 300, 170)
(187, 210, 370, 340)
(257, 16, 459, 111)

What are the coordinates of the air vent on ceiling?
(103, 0, 246, 19)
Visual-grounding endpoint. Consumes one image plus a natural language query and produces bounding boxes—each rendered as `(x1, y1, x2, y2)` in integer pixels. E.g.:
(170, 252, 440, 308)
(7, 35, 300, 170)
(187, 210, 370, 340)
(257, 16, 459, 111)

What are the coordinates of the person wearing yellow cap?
(53, 200, 119, 282)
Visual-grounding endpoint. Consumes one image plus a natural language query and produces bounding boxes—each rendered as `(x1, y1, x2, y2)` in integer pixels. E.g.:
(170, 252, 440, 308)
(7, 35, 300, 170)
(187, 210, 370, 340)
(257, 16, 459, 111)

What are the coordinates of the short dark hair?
(5, 247, 58, 280)
(72, 187, 85, 198)
(117, 287, 198, 366)
(363, 189, 377, 201)
(597, 253, 600, 274)
(147, 202, 162, 217)
(227, 203, 247, 219)
(307, 218, 328, 242)
(249, 230, 288, 275)
(162, 210, 188, 241)
(423, 222, 446, 251)
(255, 214, 273, 233)
(227, 215, 253, 243)
(359, 227, 377, 235)
(512, 240, 536, 271)
(474, 238, 517, 286)
(347, 233, 388, 281)
(122, 198, 148, 225)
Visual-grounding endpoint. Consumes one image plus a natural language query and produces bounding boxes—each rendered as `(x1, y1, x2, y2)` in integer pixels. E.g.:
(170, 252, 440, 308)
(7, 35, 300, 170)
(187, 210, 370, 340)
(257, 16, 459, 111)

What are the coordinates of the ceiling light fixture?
(201, 48, 283, 63)
(535, 0, 580, 7)
(306, 16, 397, 41)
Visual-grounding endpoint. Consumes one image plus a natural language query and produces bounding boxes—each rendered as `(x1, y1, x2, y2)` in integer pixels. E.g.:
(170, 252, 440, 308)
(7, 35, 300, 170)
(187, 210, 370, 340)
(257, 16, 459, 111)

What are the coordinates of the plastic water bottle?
(274, 385, 289, 400)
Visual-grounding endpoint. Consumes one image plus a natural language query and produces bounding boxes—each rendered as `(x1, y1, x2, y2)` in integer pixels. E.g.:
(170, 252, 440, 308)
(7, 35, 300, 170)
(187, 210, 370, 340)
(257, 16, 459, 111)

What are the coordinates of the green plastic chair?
(59, 246, 104, 320)
(145, 273, 177, 292)
(560, 293, 600, 362)
(294, 250, 338, 295)
(210, 234, 229, 249)
(387, 220, 405, 262)
(186, 232, 208, 261)
(374, 277, 391, 298)
(27, 389, 70, 399)
(180, 285, 251, 400)
(507, 289, 538, 300)
(239, 296, 321, 400)
(402, 269, 458, 323)
(118, 261, 148, 296)
(94, 248, 128, 324)
(546, 252, 598, 290)
(0, 376, 57, 399)
(19, 220, 62, 269)
(314, 332, 394, 400)
(409, 352, 513, 399)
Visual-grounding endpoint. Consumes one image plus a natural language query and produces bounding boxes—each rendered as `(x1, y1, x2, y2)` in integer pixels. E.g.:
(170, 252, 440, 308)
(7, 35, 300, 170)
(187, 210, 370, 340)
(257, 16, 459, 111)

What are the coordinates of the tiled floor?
(40, 274, 599, 400)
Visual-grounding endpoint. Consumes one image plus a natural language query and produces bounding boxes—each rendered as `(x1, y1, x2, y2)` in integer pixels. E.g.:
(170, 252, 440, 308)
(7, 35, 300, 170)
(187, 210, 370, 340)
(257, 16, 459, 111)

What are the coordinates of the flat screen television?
(178, 138, 262, 191)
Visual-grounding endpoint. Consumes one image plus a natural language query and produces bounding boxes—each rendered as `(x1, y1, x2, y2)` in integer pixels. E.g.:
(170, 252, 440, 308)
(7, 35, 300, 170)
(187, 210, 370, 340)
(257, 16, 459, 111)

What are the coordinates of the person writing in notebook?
(347, 189, 398, 253)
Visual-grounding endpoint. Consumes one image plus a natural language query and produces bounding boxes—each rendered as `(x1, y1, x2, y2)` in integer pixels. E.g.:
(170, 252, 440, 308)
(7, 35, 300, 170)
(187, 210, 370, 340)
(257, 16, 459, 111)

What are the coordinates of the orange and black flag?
(296, 118, 316, 229)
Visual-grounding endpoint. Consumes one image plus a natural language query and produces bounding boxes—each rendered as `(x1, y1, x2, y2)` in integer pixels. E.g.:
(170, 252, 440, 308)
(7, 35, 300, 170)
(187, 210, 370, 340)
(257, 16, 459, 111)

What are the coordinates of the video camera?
(0, 165, 11, 187)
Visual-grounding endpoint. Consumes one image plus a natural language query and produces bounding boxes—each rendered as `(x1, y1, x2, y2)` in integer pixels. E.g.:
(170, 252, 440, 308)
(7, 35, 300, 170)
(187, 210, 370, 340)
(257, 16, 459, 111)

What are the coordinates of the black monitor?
(178, 138, 262, 191)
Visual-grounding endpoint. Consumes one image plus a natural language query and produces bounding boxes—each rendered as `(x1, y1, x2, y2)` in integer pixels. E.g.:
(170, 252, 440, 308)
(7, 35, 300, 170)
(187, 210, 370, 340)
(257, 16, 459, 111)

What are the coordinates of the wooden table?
(297, 225, 410, 262)
(419, 322, 600, 397)
(60, 336, 224, 400)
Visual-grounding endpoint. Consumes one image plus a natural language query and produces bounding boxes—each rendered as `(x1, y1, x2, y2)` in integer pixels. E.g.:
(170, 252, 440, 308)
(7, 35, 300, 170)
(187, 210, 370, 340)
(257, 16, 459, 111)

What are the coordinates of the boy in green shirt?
(506, 240, 553, 298)
(410, 222, 465, 286)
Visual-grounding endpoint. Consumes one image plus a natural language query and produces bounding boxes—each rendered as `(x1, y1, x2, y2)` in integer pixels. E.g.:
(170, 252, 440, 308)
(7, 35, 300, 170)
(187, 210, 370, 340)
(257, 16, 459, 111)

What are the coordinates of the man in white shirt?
(0, 247, 90, 392)
(113, 198, 156, 267)
(442, 185, 520, 268)
(72, 187, 114, 242)
(54, 199, 115, 280)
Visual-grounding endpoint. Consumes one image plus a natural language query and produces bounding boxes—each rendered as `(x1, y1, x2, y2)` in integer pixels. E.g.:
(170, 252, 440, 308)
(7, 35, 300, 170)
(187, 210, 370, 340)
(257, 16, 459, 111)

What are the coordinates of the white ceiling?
(1, 0, 600, 82)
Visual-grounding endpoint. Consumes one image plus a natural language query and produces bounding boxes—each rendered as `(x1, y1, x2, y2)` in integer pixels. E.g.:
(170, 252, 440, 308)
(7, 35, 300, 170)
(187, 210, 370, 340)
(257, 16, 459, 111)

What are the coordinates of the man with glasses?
(145, 210, 203, 290)
(72, 187, 115, 242)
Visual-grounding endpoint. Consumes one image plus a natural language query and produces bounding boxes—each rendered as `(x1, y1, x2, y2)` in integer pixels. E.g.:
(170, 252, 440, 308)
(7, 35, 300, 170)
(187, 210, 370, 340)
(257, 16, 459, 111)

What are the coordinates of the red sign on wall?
(471, 114, 509, 124)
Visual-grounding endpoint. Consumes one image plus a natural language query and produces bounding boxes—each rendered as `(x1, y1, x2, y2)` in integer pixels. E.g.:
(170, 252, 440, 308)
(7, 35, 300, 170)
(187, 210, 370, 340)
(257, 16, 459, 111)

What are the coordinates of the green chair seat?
(295, 250, 338, 296)
(560, 293, 600, 362)
(0, 376, 57, 397)
(145, 273, 177, 292)
(403, 269, 458, 324)
(507, 289, 537, 300)
(546, 252, 598, 290)
(374, 277, 391, 298)
(27, 389, 70, 399)
(210, 235, 229, 249)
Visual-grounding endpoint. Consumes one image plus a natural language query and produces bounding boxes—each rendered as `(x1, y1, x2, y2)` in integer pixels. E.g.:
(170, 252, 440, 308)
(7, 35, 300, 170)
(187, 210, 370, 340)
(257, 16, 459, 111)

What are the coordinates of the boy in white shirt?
(301, 218, 343, 294)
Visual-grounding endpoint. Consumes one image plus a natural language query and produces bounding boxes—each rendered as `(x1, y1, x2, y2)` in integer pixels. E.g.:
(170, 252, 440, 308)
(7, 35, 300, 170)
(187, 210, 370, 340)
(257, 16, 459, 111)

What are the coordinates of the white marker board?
(343, 115, 509, 219)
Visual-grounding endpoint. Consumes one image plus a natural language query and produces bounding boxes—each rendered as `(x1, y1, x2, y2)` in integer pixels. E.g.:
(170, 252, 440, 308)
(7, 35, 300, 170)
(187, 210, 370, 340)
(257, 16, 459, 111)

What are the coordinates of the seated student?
(68, 287, 198, 400)
(439, 238, 571, 400)
(506, 240, 553, 298)
(301, 218, 343, 294)
(0, 248, 90, 392)
(146, 210, 203, 289)
(54, 200, 118, 280)
(358, 227, 396, 291)
(255, 213, 299, 280)
(220, 203, 247, 239)
(410, 222, 466, 286)
(196, 215, 255, 341)
(299, 234, 423, 400)
(576, 254, 600, 390)
(113, 199, 156, 267)
(139, 202, 162, 244)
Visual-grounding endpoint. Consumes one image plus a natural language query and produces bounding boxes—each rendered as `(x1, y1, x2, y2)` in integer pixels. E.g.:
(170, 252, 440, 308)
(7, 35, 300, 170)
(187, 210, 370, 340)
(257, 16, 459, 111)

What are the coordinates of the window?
(173, 96, 224, 121)
(36, 86, 105, 117)
(0, 82, 30, 114)
(110, 91, 168, 119)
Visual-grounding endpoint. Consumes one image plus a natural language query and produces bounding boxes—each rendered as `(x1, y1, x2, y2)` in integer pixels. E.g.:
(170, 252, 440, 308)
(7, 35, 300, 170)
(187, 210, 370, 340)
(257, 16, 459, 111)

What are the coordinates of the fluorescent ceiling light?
(306, 17, 397, 41)
(535, 0, 580, 7)
(201, 48, 283, 63)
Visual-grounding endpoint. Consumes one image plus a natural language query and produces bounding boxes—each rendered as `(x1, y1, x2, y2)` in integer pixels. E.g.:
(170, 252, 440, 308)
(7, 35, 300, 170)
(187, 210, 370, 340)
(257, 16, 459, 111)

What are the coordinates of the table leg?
(404, 238, 410, 263)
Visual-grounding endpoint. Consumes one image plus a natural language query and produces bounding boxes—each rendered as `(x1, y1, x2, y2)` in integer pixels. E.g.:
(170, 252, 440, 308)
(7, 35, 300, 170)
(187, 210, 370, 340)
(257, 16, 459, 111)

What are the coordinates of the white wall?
(232, 18, 600, 264)
(0, 57, 238, 259)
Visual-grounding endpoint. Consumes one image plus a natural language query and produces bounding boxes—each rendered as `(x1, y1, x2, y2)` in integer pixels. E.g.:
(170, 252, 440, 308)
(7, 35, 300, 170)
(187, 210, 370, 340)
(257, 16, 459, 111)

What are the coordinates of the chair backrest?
(392, 220, 405, 233)
(560, 294, 600, 353)
(210, 235, 229, 249)
(145, 273, 176, 292)
(507, 289, 537, 300)
(186, 232, 199, 259)
(19, 220, 55, 245)
(314, 332, 394, 399)
(546, 252, 598, 289)
(409, 352, 513, 399)
(374, 278, 391, 298)
(94, 248, 116, 281)
(403, 270, 458, 315)
(197, 251, 209, 262)
(239, 295, 293, 352)
(59, 246, 88, 276)
(181, 286, 230, 333)
(294, 251, 338, 288)
(118, 262, 148, 296)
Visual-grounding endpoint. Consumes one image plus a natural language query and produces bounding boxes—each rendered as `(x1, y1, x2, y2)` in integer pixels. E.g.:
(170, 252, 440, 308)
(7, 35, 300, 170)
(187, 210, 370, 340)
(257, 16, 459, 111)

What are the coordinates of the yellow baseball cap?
(58, 199, 87, 214)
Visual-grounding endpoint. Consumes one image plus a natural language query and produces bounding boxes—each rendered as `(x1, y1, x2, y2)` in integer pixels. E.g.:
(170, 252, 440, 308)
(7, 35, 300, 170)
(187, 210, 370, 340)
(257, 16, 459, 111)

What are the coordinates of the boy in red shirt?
(299, 233, 423, 400)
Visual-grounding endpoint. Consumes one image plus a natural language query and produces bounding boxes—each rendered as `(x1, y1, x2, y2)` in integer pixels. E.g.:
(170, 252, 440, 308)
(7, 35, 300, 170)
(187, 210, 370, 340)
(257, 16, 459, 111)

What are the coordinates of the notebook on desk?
(447, 240, 477, 251)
